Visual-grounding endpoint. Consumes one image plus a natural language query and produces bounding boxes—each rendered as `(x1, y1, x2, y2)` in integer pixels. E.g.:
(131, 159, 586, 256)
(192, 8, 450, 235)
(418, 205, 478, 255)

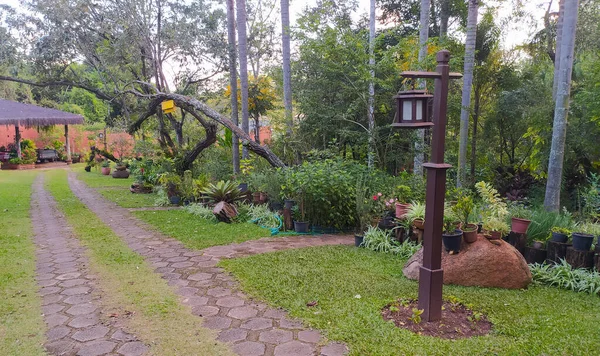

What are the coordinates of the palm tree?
(367, 0, 376, 169)
(457, 0, 479, 187)
(545, 0, 580, 212)
(227, 0, 240, 174)
(414, 0, 430, 176)
(236, 0, 250, 159)
(281, 0, 293, 136)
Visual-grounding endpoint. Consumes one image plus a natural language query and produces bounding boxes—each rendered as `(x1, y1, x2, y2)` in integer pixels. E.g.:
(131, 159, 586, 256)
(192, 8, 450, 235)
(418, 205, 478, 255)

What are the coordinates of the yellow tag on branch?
(162, 100, 176, 114)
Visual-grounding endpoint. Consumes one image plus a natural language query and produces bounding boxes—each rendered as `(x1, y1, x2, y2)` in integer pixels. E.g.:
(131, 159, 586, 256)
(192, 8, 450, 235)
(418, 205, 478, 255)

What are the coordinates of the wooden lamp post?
(392, 50, 462, 321)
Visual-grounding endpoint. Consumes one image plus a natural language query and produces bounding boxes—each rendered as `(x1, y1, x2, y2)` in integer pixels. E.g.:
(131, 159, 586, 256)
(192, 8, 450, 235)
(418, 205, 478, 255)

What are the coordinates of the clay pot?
(486, 231, 503, 240)
(101, 167, 111, 175)
(395, 203, 411, 219)
(462, 223, 478, 243)
(412, 218, 425, 230)
(511, 218, 531, 234)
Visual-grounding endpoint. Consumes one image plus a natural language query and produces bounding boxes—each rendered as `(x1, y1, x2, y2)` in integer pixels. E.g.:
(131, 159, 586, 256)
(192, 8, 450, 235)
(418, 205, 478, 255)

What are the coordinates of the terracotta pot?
(511, 218, 531, 234)
(412, 218, 425, 230)
(462, 223, 478, 243)
(486, 231, 503, 240)
(101, 167, 111, 175)
(259, 192, 268, 202)
(252, 192, 261, 204)
(395, 203, 411, 219)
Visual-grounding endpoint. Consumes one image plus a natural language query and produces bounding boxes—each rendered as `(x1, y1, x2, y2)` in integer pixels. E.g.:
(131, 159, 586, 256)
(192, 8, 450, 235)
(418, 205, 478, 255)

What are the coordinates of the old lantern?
(392, 89, 433, 128)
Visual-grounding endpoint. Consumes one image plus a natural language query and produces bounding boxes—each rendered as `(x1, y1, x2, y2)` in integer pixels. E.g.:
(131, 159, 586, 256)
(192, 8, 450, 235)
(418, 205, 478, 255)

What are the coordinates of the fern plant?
(201, 180, 243, 203)
(530, 260, 600, 296)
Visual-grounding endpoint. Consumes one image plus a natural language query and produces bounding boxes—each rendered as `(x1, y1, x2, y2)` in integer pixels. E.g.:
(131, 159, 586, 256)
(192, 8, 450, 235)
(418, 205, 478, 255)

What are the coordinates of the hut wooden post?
(15, 125, 22, 159)
(64, 125, 72, 163)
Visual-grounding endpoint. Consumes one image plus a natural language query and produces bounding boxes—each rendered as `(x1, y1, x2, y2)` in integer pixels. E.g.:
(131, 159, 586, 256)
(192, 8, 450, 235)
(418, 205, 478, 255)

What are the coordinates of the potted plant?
(158, 173, 182, 205)
(394, 185, 412, 219)
(483, 217, 510, 240)
(293, 191, 309, 233)
(180, 170, 195, 205)
(572, 222, 599, 251)
(509, 204, 532, 234)
(453, 192, 477, 243)
(442, 210, 462, 254)
(101, 160, 111, 175)
(550, 227, 571, 243)
(405, 201, 425, 230)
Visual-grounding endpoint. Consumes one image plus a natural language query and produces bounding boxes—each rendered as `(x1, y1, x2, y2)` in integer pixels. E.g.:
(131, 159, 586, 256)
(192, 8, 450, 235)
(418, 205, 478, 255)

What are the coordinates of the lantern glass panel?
(403, 100, 412, 121)
(416, 101, 423, 121)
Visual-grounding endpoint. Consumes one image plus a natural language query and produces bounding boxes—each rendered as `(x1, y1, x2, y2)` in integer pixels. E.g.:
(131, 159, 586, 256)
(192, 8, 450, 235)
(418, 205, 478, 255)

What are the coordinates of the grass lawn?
(73, 166, 157, 208)
(0, 171, 46, 355)
(221, 245, 600, 356)
(134, 210, 271, 250)
(45, 170, 232, 355)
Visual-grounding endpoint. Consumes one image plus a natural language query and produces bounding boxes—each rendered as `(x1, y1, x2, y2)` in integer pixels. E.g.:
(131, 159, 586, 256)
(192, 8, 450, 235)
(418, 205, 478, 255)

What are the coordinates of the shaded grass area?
(134, 210, 271, 250)
(221, 246, 600, 356)
(74, 166, 156, 208)
(45, 170, 232, 355)
(0, 171, 46, 355)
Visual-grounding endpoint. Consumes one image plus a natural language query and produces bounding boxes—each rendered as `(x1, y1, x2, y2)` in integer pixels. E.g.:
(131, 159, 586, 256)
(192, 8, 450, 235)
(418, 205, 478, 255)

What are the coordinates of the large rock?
(403, 234, 532, 289)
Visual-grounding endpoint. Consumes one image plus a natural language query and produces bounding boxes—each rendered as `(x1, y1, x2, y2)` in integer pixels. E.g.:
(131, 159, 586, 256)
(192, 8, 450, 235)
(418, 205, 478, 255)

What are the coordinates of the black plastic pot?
(477, 223, 483, 233)
(354, 234, 364, 247)
(294, 221, 309, 233)
(238, 183, 248, 192)
(284, 199, 295, 209)
(169, 196, 181, 205)
(596, 237, 600, 253)
(572, 232, 594, 251)
(551, 232, 569, 243)
(442, 229, 463, 253)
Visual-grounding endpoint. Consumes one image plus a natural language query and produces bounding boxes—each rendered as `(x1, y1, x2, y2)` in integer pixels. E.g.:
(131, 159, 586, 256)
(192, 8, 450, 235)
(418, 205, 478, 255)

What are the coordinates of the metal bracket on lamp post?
(395, 50, 462, 322)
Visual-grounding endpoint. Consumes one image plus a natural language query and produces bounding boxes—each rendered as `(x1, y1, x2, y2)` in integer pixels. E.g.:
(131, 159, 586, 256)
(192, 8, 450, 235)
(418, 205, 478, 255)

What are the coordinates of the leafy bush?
(526, 209, 573, 244)
(154, 186, 170, 207)
(580, 173, 600, 221)
(246, 204, 281, 229)
(184, 203, 217, 222)
(530, 260, 600, 296)
(19, 139, 37, 164)
(361, 226, 421, 259)
(201, 180, 243, 203)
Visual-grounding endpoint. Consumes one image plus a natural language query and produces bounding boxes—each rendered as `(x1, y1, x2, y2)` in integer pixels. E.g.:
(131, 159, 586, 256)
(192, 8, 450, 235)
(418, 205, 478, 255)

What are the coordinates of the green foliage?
(201, 180, 243, 203)
(526, 209, 574, 244)
(157, 172, 181, 196)
(355, 175, 372, 234)
(153, 187, 170, 207)
(180, 170, 194, 201)
(530, 260, 600, 296)
(361, 226, 421, 259)
(453, 190, 475, 226)
(580, 173, 600, 221)
(245, 204, 281, 229)
(409, 308, 423, 324)
(475, 181, 508, 222)
(184, 203, 217, 222)
(19, 139, 37, 164)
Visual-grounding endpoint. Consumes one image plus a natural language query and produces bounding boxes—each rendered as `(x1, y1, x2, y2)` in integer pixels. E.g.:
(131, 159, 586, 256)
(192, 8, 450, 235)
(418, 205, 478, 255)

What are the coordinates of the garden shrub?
(184, 203, 217, 222)
(530, 260, 600, 296)
(19, 139, 37, 164)
(361, 226, 421, 259)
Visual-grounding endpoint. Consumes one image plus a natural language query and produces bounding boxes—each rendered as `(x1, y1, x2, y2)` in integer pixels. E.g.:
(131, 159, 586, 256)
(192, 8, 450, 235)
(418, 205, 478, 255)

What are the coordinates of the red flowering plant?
(372, 192, 398, 218)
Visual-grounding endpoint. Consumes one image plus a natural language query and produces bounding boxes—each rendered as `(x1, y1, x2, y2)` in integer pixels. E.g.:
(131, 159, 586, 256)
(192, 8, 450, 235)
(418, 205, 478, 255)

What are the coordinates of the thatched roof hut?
(0, 99, 84, 161)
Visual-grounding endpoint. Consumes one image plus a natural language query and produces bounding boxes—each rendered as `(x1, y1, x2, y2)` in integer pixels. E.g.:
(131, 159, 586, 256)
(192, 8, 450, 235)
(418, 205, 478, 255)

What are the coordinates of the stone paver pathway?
(68, 172, 351, 356)
(31, 175, 148, 356)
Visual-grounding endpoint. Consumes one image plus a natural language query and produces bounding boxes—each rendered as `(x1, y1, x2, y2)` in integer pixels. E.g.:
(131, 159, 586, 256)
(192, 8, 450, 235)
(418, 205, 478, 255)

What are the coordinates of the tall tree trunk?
(281, 0, 293, 136)
(368, 0, 376, 169)
(236, 0, 250, 159)
(545, 0, 579, 212)
(470, 85, 481, 181)
(226, 0, 240, 174)
(440, 0, 449, 39)
(457, 0, 478, 187)
(553, 0, 565, 101)
(414, 0, 430, 176)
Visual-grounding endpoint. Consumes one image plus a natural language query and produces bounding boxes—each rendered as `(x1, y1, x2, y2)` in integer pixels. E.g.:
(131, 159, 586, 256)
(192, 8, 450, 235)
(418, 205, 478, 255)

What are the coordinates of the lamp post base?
(417, 266, 444, 322)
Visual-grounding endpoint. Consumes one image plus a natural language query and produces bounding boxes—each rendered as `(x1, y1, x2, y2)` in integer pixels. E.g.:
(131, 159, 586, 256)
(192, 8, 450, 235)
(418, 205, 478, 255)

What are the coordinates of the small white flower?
(354, 294, 361, 299)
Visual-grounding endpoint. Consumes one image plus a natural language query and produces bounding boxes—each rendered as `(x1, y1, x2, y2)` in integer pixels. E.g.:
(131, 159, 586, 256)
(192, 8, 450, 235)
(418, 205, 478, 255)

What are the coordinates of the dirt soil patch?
(382, 299, 492, 339)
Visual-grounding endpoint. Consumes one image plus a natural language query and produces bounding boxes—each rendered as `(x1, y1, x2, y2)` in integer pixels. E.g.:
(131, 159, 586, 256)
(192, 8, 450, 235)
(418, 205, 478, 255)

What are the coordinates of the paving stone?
(190, 255, 213, 262)
(38, 278, 59, 287)
(37, 273, 56, 281)
(167, 256, 189, 263)
(77, 340, 116, 356)
(66, 303, 97, 316)
(240, 318, 273, 330)
(228, 306, 258, 319)
(274, 341, 314, 356)
(61, 286, 90, 296)
(232, 341, 266, 356)
(45, 339, 77, 355)
(258, 329, 293, 344)
(54, 266, 80, 274)
(151, 261, 169, 268)
(64, 294, 93, 305)
(216, 296, 245, 308)
(155, 267, 175, 274)
(46, 313, 69, 328)
(181, 296, 208, 306)
(69, 315, 100, 328)
(320, 342, 348, 356)
(167, 279, 189, 287)
(207, 287, 232, 297)
(72, 325, 110, 342)
(195, 260, 218, 268)
(42, 303, 65, 315)
(297, 330, 321, 343)
(203, 316, 232, 330)
(177, 286, 199, 297)
(47, 326, 71, 341)
(217, 328, 248, 343)
(263, 309, 287, 319)
(171, 261, 195, 268)
(117, 341, 148, 356)
(161, 272, 182, 280)
(188, 272, 213, 281)
(279, 318, 303, 329)
(59, 278, 88, 288)
(39, 286, 61, 296)
(111, 330, 136, 342)
(192, 305, 220, 317)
